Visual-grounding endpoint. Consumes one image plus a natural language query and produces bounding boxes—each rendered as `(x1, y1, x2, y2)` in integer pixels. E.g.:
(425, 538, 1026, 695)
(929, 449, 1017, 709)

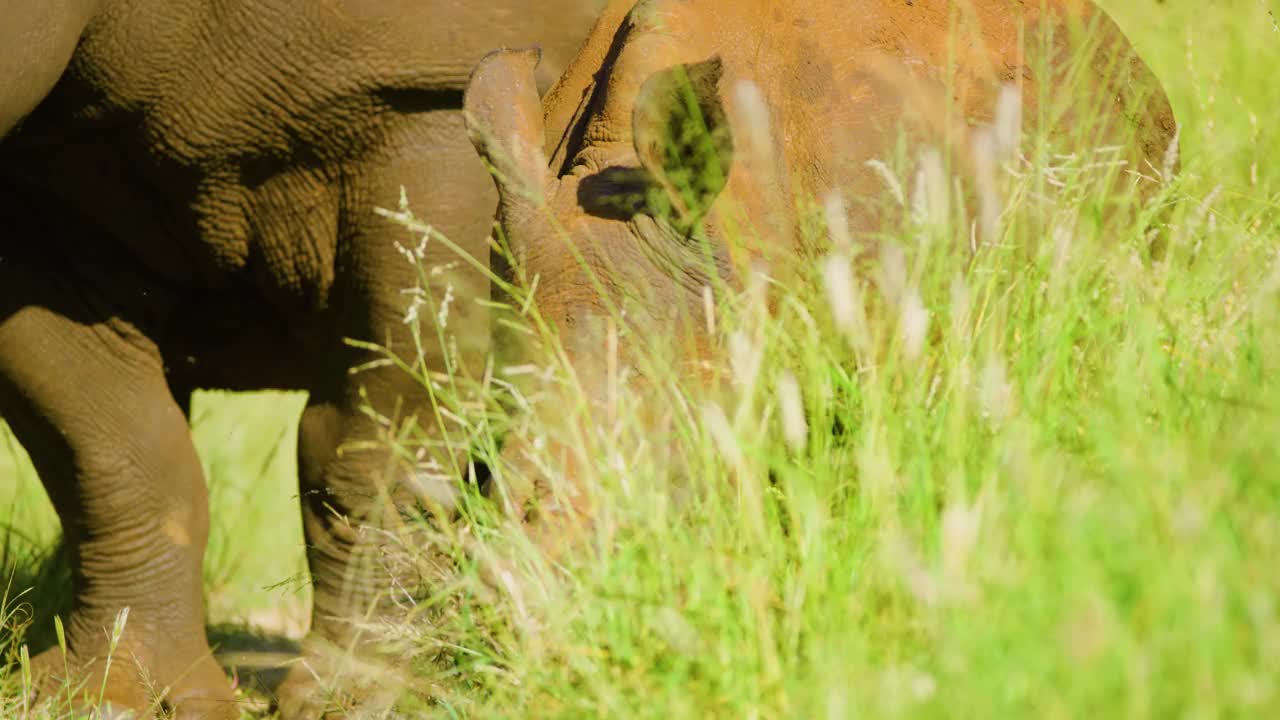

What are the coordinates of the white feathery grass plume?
(733, 79, 774, 172)
(899, 290, 930, 362)
(821, 190, 871, 352)
(881, 528, 937, 607)
(878, 243, 908, 307)
(971, 126, 1002, 244)
(703, 401, 765, 541)
(429, 260, 460, 277)
(734, 78, 794, 246)
(652, 606, 700, 657)
(824, 190, 854, 254)
(776, 370, 808, 453)
(400, 235, 430, 264)
(1188, 184, 1223, 256)
(994, 83, 1023, 160)
(825, 686, 849, 720)
(823, 253, 869, 353)
(96, 606, 131, 708)
(940, 500, 982, 601)
(729, 268, 770, 410)
(864, 159, 906, 208)
(970, 85, 1021, 245)
(729, 329, 764, 396)
(912, 147, 949, 230)
(911, 669, 938, 703)
(436, 282, 455, 328)
(880, 664, 938, 708)
(401, 286, 426, 326)
(746, 264, 770, 325)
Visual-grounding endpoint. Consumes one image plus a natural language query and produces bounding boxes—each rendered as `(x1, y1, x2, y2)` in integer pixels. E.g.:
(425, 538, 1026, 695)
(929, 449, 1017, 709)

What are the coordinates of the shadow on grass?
(209, 623, 301, 703)
(1, 530, 72, 660)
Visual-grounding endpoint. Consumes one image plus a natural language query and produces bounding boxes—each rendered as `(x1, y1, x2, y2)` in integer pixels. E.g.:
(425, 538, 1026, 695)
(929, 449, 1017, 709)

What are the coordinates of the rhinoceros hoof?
(27, 640, 239, 720)
(272, 642, 413, 720)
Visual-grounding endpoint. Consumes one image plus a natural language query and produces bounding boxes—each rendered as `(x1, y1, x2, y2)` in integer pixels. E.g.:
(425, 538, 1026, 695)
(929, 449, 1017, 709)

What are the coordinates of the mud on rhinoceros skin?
(463, 0, 1177, 532)
(0, 1, 605, 718)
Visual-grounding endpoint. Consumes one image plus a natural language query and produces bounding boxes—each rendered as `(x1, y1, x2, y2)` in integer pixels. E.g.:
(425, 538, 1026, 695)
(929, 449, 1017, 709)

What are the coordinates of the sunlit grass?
(3, 1, 1278, 717)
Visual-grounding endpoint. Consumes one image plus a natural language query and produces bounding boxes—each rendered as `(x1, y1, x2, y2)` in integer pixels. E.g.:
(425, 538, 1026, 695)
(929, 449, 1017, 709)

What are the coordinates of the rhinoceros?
(0, 1, 603, 717)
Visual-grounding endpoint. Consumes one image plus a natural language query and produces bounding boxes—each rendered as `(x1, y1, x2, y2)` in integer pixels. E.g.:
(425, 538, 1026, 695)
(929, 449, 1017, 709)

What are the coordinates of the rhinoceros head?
(464, 44, 745, 394)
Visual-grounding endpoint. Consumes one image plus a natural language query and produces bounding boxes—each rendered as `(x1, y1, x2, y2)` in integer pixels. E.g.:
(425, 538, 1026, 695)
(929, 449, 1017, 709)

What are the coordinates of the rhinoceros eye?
(577, 165, 657, 221)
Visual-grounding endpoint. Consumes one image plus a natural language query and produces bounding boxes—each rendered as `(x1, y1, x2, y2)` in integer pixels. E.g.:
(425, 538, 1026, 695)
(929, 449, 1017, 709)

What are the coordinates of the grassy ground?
(3, 0, 1279, 717)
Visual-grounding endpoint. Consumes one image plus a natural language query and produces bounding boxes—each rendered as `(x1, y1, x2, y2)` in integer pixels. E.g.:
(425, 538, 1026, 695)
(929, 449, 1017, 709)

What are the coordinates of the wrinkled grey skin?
(0, 1, 601, 717)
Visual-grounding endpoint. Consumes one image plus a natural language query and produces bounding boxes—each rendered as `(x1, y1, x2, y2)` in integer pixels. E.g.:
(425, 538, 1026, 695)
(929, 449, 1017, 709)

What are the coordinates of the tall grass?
(372, 3, 1280, 717)
(3, 1, 1278, 717)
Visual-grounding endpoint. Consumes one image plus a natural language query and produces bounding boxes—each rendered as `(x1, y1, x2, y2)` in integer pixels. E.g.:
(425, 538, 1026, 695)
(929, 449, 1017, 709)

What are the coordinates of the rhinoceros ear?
(632, 56, 734, 232)
(464, 47, 551, 209)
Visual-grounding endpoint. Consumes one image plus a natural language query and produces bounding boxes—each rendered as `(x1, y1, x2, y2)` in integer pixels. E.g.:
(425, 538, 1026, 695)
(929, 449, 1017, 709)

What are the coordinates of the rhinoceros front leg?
(275, 109, 496, 718)
(0, 243, 236, 718)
